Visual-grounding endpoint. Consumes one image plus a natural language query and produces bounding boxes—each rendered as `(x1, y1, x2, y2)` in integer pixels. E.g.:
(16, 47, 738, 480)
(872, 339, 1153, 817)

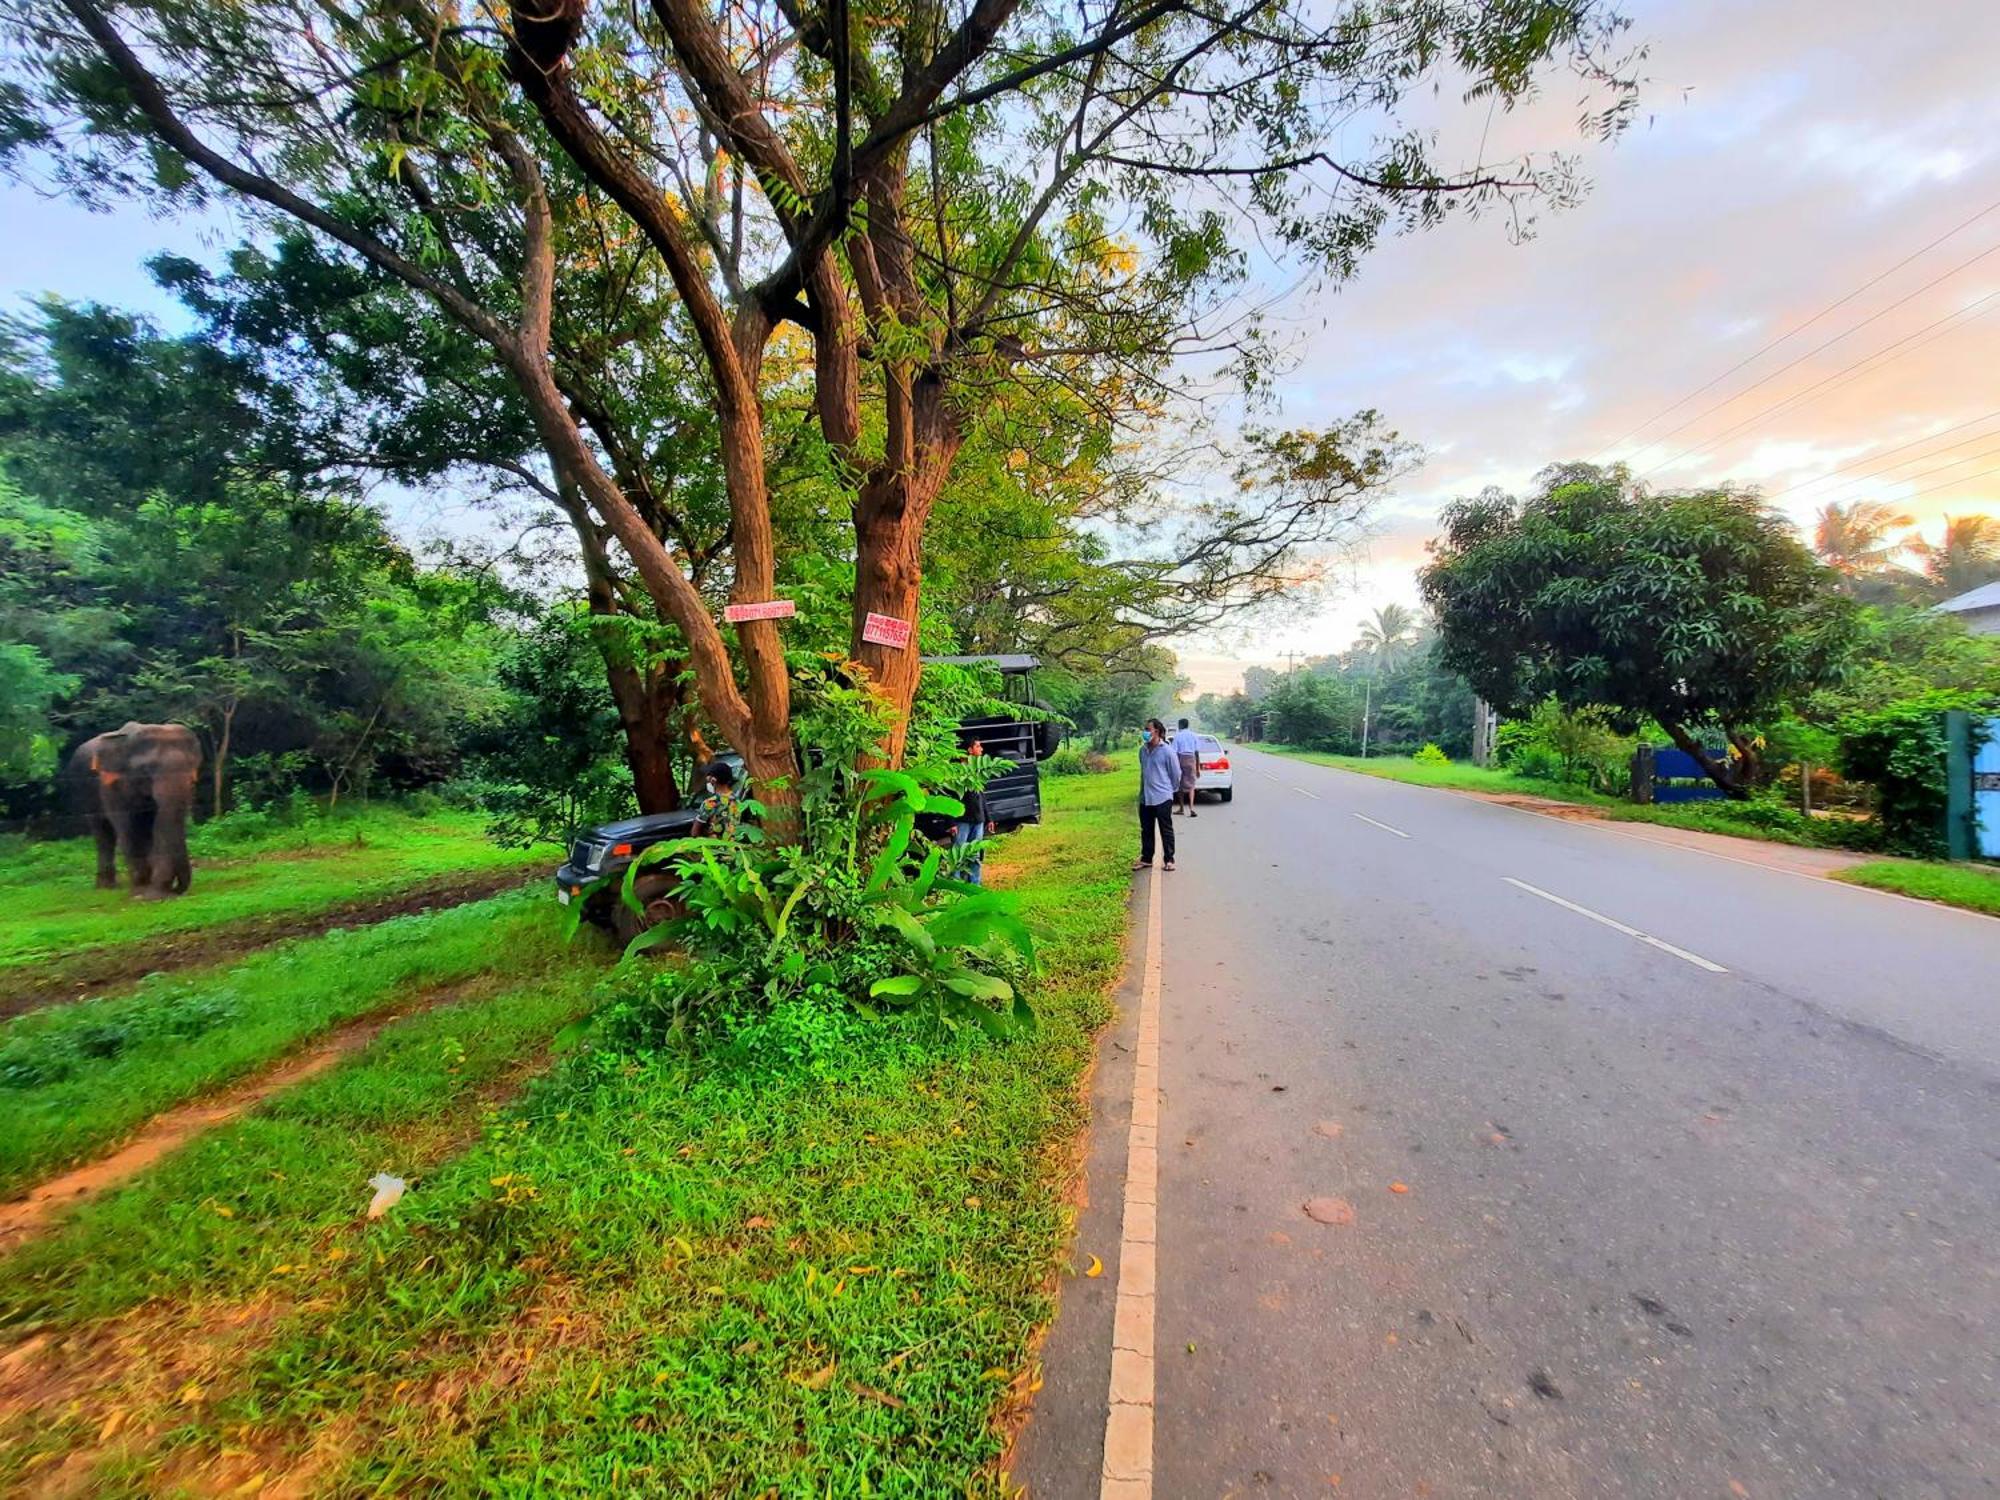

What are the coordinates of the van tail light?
(612, 842, 634, 857)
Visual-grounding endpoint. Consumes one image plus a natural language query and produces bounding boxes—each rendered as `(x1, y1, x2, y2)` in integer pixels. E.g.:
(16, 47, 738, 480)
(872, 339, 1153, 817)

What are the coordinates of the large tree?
(1, 0, 1637, 819)
(1420, 463, 1855, 796)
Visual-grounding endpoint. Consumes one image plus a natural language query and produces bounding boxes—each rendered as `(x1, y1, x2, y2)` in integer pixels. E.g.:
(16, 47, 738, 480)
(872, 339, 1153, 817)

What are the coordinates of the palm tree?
(1813, 500, 1913, 577)
(1911, 514, 2000, 597)
(1356, 603, 1420, 674)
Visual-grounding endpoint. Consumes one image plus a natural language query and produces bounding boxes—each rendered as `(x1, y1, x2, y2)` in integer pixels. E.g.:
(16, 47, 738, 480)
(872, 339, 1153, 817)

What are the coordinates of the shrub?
(1839, 690, 1992, 856)
(1043, 744, 1090, 776)
(1497, 698, 1632, 793)
(1412, 742, 1449, 765)
(589, 683, 1039, 1053)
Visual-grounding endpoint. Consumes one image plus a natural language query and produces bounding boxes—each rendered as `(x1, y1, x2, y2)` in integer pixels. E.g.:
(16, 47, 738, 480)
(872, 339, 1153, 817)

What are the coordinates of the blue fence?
(1631, 745, 1725, 803)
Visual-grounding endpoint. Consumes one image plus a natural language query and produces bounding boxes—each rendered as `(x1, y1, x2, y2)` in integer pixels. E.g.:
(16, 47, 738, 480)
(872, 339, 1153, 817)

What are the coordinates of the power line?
(1767, 412, 2000, 506)
(1630, 237, 2000, 469)
(1594, 196, 2000, 461)
(1642, 288, 2000, 480)
(1884, 460, 2000, 508)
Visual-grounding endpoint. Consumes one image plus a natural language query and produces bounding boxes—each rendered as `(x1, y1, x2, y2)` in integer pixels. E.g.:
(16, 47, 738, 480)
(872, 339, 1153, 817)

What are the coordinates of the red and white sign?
(723, 598, 797, 624)
(861, 611, 913, 649)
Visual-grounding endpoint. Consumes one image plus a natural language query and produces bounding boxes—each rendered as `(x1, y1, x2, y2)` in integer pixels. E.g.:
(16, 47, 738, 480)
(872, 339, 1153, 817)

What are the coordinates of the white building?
(1936, 580, 2000, 636)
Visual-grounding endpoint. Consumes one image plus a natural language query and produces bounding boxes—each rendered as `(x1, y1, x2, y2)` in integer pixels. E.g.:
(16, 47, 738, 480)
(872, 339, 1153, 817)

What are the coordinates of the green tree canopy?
(1419, 463, 1856, 795)
(0, 0, 1639, 821)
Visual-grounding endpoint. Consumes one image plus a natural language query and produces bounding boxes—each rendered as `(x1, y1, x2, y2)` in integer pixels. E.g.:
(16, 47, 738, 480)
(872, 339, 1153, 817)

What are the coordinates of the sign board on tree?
(723, 599, 797, 624)
(861, 612, 913, 649)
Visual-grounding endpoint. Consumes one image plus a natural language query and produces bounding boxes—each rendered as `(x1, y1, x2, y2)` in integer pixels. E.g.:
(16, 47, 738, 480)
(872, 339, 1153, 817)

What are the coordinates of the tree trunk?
(212, 698, 235, 819)
(607, 659, 683, 813)
(1724, 725, 1764, 790)
(849, 372, 962, 765)
(1658, 718, 1750, 799)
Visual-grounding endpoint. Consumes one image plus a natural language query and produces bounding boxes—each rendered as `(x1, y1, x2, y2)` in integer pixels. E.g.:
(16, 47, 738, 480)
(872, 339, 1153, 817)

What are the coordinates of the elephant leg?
(91, 814, 119, 889)
(151, 786, 194, 894)
(120, 804, 157, 895)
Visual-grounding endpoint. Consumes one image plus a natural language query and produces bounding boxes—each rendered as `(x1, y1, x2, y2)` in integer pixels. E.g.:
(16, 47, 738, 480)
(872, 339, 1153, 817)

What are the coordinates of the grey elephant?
(68, 723, 202, 898)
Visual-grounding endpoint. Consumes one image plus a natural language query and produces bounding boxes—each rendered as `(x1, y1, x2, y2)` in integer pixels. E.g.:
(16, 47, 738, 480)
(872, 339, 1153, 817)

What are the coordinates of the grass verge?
(0, 804, 540, 984)
(1833, 859, 2000, 917)
(0, 960, 607, 1493)
(1264, 747, 1874, 851)
(0, 890, 570, 1195)
(0, 768, 1137, 1495)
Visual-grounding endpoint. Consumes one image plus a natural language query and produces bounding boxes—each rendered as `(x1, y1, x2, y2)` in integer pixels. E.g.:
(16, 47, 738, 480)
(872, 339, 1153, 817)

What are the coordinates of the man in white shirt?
(1170, 718, 1202, 817)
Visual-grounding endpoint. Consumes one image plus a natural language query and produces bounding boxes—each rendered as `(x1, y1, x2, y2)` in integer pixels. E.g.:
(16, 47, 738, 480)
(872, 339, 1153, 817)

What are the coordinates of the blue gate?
(1976, 716, 2000, 859)
(1632, 745, 1726, 803)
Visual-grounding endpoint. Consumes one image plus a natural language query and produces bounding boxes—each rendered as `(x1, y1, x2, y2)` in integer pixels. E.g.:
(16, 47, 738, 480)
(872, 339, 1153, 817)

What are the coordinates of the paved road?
(1016, 749, 2000, 1500)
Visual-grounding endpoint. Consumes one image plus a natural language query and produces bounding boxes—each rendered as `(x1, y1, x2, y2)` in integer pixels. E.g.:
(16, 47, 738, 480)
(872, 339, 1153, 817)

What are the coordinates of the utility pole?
(1280, 649, 1307, 680)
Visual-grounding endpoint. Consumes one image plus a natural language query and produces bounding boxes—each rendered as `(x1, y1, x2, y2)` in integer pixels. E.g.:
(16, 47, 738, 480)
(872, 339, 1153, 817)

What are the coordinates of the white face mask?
(705, 780, 717, 795)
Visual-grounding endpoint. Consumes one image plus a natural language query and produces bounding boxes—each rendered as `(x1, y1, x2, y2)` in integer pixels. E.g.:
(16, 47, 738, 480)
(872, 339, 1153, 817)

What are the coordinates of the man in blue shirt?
(1136, 718, 1180, 871)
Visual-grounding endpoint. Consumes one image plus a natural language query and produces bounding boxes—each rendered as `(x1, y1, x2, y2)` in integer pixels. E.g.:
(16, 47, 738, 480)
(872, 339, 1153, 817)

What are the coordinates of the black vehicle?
(926, 654, 1063, 831)
(554, 656, 1060, 933)
(554, 752, 745, 938)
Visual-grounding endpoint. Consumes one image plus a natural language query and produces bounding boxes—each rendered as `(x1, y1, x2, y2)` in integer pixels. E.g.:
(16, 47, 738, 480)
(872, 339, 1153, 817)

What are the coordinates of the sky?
(4, 0, 1998, 698)
(1172, 0, 2000, 693)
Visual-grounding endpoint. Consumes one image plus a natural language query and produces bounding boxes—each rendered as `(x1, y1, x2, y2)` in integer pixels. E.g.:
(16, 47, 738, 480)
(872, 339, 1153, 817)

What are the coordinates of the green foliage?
(1495, 698, 1634, 793)
(1412, 742, 1450, 765)
(1042, 744, 1091, 776)
(0, 640, 73, 785)
(599, 690, 1035, 1051)
(0, 304, 514, 816)
(1838, 691, 1992, 857)
(1422, 464, 1856, 793)
(470, 603, 641, 847)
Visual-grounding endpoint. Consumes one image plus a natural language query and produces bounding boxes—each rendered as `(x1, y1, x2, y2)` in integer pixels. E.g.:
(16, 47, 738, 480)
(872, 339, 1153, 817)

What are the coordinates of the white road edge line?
(1291, 785, 1322, 801)
(1351, 812, 1409, 839)
(1503, 877, 1729, 974)
(1100, 864, 1162, 1498)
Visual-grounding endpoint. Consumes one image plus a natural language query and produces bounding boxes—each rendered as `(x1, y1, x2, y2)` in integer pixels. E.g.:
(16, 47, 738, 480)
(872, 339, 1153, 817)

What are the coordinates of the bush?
(1412, 742, 1449, 765)
(1497, 699, 1632, 793)
(1838, 690, 1992, 856)
(1043, 744, 1090, 776)
(589, 683, 1039, 1054)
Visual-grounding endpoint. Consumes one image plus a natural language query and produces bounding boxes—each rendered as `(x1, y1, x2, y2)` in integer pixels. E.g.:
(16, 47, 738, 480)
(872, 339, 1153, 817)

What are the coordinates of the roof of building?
(1937, 580, 2000, 614)
(924, 654, 1041, 672)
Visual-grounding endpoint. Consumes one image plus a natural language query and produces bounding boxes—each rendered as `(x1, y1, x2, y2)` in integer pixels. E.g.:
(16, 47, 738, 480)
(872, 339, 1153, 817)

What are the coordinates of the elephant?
(69, 723, 202, 898)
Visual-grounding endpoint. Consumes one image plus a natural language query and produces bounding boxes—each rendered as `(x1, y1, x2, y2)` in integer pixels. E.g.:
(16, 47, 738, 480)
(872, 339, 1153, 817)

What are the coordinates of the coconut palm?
(1812, 500, 1913, 577)
(1910, 514, 2000, 597)
(1356, 603, 1420, 674)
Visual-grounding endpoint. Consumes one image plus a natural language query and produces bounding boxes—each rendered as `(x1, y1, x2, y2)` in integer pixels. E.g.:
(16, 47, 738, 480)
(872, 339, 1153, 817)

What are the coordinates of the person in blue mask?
(1135, 718, 1179, 871)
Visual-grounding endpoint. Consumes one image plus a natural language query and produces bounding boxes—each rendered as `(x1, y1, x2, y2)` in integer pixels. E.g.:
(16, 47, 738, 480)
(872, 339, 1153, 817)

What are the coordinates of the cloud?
(1180, 0, 2000, 671)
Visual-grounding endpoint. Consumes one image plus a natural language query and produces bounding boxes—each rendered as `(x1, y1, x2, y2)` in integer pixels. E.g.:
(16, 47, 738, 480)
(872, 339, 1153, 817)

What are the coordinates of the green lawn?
(0, 890, 571, 1195)
(0, 804, 541, 992)
(1262, 747, 1873, 851)
(1261, 746, 1625, 803)
(0, 769, 1137, 1495)
(1834, 859, 2000, 917)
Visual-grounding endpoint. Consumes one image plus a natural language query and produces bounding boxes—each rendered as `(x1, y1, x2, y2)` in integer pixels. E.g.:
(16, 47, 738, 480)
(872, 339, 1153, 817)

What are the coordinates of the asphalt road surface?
(1016, 748, 2000, 1500)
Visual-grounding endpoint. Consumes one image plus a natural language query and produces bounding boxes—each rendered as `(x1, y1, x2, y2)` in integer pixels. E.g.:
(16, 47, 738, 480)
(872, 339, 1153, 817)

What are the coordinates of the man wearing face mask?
(693, 759, 740, 838)
(1135, 718, 1179, 872)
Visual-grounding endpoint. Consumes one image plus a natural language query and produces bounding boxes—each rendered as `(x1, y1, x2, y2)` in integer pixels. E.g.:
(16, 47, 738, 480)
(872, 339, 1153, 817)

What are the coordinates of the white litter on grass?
(366, 1173, 407, 1219)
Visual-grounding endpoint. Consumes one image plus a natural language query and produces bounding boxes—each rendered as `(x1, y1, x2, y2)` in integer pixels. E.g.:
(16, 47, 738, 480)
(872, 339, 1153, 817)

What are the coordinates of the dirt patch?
(0, 975, 495, 1255)
(1, 867, 536, 1020)
(1457, 791, 1612, 821)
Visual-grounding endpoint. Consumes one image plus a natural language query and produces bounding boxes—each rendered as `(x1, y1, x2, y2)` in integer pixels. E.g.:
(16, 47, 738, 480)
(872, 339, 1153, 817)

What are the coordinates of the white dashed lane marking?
(1502, 877, 1728, 973)
(1291, 786, 1321, 801)
(1351, 812, 1409, 838)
